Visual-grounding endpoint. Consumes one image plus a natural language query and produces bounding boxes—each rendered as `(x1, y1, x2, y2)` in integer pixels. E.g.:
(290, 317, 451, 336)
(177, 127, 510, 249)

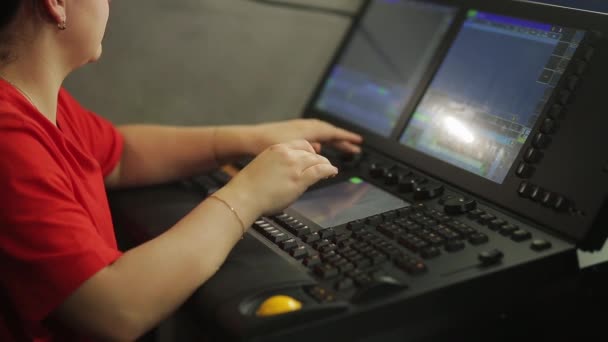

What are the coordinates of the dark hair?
(0, 0, 21, 31)
(0, 0, 23, 63)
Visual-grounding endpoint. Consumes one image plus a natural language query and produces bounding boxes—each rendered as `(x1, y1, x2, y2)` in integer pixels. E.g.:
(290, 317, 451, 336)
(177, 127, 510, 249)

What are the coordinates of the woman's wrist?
(213, 183, 263, 229)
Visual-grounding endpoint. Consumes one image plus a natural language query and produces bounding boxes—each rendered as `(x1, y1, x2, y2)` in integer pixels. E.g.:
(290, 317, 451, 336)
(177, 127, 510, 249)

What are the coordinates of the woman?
(0, 1, 362, 341)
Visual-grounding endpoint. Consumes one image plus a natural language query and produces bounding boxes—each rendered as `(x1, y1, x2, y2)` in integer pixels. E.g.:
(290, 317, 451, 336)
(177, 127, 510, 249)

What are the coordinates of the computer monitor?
(313, 0, 457, 137)
(399, 9, 586, 184)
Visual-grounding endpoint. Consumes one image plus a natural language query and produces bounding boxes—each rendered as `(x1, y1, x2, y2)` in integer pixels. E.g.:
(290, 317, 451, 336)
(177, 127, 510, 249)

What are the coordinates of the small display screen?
(314, 0, 457, 136)
(400, 10, 586, 183)
(289, 178, 409, 228)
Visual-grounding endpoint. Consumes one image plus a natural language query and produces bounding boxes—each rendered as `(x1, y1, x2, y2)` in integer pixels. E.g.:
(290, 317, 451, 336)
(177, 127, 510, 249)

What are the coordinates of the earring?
(58, 20, 67, 30)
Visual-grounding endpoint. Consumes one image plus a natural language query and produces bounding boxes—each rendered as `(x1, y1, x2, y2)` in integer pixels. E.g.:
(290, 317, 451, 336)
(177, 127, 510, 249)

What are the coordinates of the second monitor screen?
(314, 0, 457, 137)
(400, 10, 585, 184)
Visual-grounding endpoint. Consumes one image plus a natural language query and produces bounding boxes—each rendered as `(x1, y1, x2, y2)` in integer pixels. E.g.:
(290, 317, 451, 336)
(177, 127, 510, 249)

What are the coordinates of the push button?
(531, 239, 552, 251)
(413, 182, 445, 200)
(547, 104, 563, 119)
(558, 90, 572, 105)
(575, 60, 587, 75)
(542, 192, 557, 207)
(478, 249, 504, 266)
(566, 75, 580, 91)
(540, 118, 558, 135)
(516, 162, 535, 178)
(398, 175, 427, 193)
(511, 229, 532, 242)
(369, 163, 388, 178)
(554, 196, 571, 212)
(518, 182, 532, 198)
(532, 133, 551, 149)
(524, 147, 543, 164)
(584, 47, 595, 61)
(530, 186, 544, 202)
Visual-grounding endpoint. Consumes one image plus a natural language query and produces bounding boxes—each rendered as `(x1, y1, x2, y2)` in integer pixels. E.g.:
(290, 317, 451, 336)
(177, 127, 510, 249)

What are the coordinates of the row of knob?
(367, 163, 478, 215)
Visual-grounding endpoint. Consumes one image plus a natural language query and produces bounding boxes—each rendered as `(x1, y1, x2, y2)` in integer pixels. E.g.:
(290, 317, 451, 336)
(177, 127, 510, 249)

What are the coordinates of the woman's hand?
(218, 140, 338, 216)
(248, 119, 363, 155)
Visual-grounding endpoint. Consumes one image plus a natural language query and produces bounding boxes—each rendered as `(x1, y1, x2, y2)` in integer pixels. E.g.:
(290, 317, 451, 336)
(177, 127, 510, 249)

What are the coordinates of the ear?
(42, 0, 67, 26)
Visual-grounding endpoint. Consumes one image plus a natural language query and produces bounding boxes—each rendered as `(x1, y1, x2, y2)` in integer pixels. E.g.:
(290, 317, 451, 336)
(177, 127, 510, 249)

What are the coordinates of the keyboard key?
(333, 233, 351, 244)
(319, 228, 335, 239)
(320, 243, 338, 253)
(308, 286, 336, 303)
(289, 246, 308, 259)
(488, 219, 506, 231)
(303, 256, 321, 268)
(421, 246, 441, 259)
(347, 220, 365, 231)
(279, 238, 298, 250)
(335, 277, 355, 291)
(303, 232, 320, 244)
(313, 239, 331, 250)
(366, 215, 383, 225)
(293, 226, 311, 237)
(395, 257, 427, 275)
(314, 264, 340, 279)
(467, 209, 485, 220)
(478, 214, 496, 225)
(445, 240, 465, 252)
(338, 262, 355, 273)
(354, 258, 372, 268)
(270, 232, 289, 244)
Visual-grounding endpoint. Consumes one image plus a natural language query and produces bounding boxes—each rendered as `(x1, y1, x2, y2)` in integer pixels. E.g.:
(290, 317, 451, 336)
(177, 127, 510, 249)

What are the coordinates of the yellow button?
(255, 295, 303, 317)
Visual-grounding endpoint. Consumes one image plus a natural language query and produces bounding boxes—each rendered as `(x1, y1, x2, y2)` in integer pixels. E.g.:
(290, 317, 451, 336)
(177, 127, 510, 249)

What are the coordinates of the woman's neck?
(0, 38, 69, 127)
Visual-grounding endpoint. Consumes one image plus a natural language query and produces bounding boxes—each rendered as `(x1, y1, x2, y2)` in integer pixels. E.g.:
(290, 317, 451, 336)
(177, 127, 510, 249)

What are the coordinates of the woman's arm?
(106, 124, 255, 189)
(105, 119, 362, 189)
(55, 140, 338, 342)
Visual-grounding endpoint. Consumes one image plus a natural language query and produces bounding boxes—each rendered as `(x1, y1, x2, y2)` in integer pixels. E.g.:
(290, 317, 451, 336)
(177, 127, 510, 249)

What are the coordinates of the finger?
(282, 139, 316, 154)
(331, 126, 364, 144)
(301, 163, 339, 187)
(314, 121, 363, 143)
(333, 140, 362, 154)
(288, 150, 332, 171)
(311, 142, 322, 153)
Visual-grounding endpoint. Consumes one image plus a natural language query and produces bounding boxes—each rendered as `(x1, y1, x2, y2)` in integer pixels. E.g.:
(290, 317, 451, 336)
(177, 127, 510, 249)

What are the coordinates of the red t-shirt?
(0, 80, 124, 341)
